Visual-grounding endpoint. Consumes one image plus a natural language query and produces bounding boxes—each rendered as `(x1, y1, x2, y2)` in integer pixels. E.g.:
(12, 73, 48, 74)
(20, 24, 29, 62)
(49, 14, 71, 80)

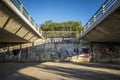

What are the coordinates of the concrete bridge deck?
(80, 0, 120, 42)
(0, 0, 43, 43)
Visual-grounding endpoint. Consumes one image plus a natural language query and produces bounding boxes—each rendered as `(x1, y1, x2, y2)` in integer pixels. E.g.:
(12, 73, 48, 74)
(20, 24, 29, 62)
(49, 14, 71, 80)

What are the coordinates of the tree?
(40, 20, 83, 31)
(39, 20, 83, 38)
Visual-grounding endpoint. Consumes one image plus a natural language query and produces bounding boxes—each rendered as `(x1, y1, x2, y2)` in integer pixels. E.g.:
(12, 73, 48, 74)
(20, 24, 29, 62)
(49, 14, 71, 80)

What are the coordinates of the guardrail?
(10, 0, 39, 31)
(81, 0, 117, 35)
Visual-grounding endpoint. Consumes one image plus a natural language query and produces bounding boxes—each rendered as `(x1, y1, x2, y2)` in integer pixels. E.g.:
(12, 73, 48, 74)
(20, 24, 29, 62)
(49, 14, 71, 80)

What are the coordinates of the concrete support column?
(93, 49, 96, 62)
(19, 44, 22, 61)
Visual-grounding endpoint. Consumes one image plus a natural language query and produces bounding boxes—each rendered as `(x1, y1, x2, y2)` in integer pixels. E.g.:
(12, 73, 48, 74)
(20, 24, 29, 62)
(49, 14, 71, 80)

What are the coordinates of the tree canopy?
(39, 20, 83, 38)
(40, 20, 83, 31)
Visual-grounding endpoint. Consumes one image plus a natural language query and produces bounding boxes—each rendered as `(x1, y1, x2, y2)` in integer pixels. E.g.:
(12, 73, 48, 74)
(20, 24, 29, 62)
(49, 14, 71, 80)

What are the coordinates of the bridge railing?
(10, 0, 39, 31)
(81, 0, 117, 35)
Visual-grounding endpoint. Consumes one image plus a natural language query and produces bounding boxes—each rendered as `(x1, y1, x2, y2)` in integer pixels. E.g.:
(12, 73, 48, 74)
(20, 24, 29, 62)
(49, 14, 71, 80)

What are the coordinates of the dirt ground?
(0, 62, 120, 80)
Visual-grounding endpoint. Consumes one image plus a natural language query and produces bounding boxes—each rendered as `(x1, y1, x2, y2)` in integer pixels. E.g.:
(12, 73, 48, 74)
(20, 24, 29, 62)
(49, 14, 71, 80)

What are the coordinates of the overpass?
(0, 0, 44, 45)
(80, 0, 120, 42)
(0, 0, 45, 61)
(79, 0, 120, 62)
(0, 0, 120, 63)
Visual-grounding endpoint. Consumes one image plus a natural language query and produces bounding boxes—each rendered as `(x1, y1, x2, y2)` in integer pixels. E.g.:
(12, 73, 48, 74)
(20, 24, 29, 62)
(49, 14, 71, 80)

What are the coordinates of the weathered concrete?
(80, 1, 120, 42)
(0, 1, 43, 43)
(0, 62, 120, 80)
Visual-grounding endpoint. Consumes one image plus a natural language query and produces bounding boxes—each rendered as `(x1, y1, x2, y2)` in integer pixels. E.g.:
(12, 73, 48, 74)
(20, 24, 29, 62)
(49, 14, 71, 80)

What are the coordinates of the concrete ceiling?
(0, 29, 29, 42)
(82, 7, 120, 42)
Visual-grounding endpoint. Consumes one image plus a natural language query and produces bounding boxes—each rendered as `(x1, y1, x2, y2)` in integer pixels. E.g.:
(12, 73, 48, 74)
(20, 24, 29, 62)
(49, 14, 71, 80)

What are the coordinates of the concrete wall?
(92, 43, 120, 63)
(0, 38, 91, 62)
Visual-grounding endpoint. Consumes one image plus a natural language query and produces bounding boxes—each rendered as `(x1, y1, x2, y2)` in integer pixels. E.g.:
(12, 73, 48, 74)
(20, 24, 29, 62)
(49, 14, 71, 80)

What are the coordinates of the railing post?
(20, 4, 23, 13)
(93, 15, 96, 22)
(81, 28, 84, 35)
(102, 5, 105, 14)
(34, 22, 36, 28)
(28, 15, 31, 22)
(88, 22, 90, 28)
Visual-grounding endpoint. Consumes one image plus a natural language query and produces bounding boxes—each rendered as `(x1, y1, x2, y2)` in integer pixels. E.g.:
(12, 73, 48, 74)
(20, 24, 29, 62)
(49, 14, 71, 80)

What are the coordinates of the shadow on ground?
(0, 62, 42, 80)
(0, 62, 120, 80)
(34, 63, 120, 80)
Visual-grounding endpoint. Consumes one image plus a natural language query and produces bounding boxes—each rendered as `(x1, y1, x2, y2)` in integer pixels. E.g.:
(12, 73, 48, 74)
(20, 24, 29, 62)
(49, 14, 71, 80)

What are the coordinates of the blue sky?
(21, 0, 105, 26)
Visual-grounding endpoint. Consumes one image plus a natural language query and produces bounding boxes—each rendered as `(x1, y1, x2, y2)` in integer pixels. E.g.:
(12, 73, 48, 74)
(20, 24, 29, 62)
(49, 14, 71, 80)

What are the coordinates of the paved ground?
(0, 62, 120, 80)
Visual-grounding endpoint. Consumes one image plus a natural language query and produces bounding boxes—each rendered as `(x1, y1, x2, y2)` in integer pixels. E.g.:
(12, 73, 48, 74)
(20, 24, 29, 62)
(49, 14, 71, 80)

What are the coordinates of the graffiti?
(47, 38, 79, 44)
(100, 47, 120, 61)
(93, 43, 120, 62)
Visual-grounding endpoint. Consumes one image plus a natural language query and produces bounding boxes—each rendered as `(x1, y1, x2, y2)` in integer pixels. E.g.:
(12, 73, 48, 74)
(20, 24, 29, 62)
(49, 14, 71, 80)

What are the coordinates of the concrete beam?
(4, 17, 22, 34)
(16, 26, 29, 38)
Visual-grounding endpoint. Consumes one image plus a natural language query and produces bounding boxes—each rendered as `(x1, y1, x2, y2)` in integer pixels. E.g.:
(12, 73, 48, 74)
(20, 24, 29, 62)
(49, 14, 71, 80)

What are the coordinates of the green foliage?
(40, 20, 83, 38)
(40, 20, 83, 31)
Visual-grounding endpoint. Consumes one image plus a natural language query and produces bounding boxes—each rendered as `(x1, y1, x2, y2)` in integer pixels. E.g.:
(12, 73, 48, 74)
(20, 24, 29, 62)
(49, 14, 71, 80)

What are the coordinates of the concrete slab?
(4, 18, 22, 34)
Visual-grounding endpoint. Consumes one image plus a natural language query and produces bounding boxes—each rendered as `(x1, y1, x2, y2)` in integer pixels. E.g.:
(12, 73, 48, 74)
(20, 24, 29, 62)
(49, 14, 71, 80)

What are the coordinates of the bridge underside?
(0, 1, 40, 43)
(82, 6, 120, 42)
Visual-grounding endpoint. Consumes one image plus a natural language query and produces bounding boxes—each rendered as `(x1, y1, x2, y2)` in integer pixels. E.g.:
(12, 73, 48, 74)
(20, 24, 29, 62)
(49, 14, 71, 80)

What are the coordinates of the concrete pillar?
(19, 44, 22, 61)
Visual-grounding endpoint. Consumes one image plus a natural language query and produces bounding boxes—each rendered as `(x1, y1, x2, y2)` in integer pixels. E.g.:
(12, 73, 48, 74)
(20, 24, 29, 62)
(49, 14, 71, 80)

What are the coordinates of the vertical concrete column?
(19, 44, 22, 61)
(27, 43, 33, 62)
(92, 46, 97, 63)
(90, 43, 94, 62)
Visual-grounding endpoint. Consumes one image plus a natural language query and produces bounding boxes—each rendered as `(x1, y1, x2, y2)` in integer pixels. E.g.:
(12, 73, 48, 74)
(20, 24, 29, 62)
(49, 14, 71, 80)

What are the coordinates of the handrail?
(81, 0, 117, 35)
(10, 0, 39, 31)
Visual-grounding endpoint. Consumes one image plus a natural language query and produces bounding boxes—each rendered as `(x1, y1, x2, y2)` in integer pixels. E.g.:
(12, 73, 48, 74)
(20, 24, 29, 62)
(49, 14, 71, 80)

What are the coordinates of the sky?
(21, 0, 105, 26)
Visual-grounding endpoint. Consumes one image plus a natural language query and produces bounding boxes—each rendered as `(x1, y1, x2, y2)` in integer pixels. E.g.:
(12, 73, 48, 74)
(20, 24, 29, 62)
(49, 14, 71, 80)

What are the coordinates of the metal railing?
(10, 0, 39, 31)
(81, 0, 117, 35)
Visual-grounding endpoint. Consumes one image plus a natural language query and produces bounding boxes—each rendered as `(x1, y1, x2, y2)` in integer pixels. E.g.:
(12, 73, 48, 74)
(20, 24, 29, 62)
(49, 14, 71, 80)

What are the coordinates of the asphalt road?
(0, 62, 120, 80)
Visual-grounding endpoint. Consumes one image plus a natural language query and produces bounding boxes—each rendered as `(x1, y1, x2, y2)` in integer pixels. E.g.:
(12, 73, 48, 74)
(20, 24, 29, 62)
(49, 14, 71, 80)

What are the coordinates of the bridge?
(80, 0, 120, 42)
(0, 0, 120, 80)
(79, 0, 120, 63)
(0, 0, 120, 62)
(0, 0, 43, 46)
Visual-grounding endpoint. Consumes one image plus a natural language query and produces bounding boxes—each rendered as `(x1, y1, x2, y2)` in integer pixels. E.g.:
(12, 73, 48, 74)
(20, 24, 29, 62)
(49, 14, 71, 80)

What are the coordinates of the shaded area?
(0, 62, 40, 80)
(0, 62, 120, 80)
(35, 63, 120, 80)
